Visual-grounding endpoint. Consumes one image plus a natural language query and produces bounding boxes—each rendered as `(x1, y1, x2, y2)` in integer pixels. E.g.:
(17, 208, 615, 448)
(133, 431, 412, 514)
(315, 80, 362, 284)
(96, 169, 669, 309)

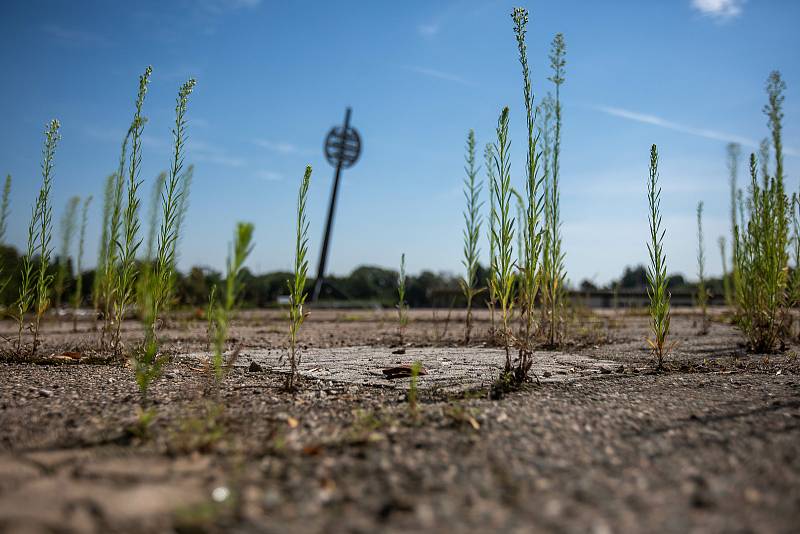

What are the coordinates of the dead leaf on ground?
(381, 364, 428, 379)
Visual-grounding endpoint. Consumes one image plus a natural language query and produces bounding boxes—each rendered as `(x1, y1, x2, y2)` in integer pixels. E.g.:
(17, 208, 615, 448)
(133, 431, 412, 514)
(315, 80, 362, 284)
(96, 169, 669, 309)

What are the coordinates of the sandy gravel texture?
(0, 309, 798, 533)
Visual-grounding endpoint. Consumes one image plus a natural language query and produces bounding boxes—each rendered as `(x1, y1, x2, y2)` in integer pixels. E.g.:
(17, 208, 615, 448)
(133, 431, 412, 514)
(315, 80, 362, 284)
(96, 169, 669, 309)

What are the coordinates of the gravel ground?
(0, 309, 798, 533)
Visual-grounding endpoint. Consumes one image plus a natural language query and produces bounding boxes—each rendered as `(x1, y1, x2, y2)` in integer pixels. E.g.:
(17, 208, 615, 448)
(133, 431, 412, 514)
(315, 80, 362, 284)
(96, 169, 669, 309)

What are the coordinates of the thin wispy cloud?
(417, 23, 439, 37)
(255, 170, 283, 182)
(691, 0, 744, 21)
(253, 139, 313, 156)
(196, 0, 262, 14)
(42, 24, 108, 46)
(405, 66, 474, 87)
(594, 105, 799, 157)
(188, 140, 246, 167)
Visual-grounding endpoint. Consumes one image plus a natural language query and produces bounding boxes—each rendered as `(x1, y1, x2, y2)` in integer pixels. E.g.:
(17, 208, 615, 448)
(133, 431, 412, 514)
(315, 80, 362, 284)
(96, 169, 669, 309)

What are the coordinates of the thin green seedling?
(146, 171, 168, 262)
(490, 106, 515, 369)
(646, 144, 672, 370)
(538, 93, 554, 332)
(206, 284, 217, 350)
(101, 132, 131, 348)
(137, 171, 167, 313)
(113, 66, 152, 356)
(726, 141, 740, 305)
(93, 173, 116, 315)
(55, 196, 80, 309)
(72, 196, 92, 332)
(696, 201, 708, 334)
(397, 252, 409, 344)
(459, 130, 483, 345)
(543, 32, 567, 347)
(512, 7, 544, 355)
(0, 174, 12, 303)
(31, 119, 61, 356)
(0, 174, 10, 244)
(210, 222, 254, 393)
(484, 143, 498, 334)
(718, 236, 731, 311)
(134, 76, 196, 404)
(16, 200, 41, 352)
(285, 166, 312, 391)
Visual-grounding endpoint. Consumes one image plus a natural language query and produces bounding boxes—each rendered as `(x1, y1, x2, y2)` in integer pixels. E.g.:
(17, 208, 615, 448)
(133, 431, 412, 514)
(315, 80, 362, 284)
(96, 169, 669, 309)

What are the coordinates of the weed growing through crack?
(72, 196, 92, 332)
(542, 32, 567, 347)
(696, 201, 708, 334)
(726, 141, 741, 306)
(718, 236, 731, 311)
(16, 193, 42, 352)
(733, 71, 789, 353)
(134, 76, 196, 404)
(0, 174, 11, 299)
(460, 130, 483, 345)
(101, 135, 131, 349)
(206, 284, 217, 350)
(113, 66, 153, 356)
(210, 222, 254, 392)
(285, 166, 312, 390)
(397, 252, 409, 344)
(31, 119, 61, 356)
(490, 106, 515, 368)
(485, 143, 498, 334)
(93, 173, 115, 315)
(0, 175, 10, 245)
(512, 7, 543, 355)
(646, 144, 672, 370)
(55, 196, 80, 309)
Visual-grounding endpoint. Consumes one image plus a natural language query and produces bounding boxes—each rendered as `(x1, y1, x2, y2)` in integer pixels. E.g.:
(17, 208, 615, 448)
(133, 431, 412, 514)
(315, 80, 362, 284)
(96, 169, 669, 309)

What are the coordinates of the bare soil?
(1, 309, 798, 533)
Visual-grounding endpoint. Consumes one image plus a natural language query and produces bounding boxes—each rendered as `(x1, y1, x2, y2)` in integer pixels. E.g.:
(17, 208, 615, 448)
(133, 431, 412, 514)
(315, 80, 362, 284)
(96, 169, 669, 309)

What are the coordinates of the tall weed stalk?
(55, 196, 80, 309)
(512, 8, 544, 356)
(460, 130, 483, 344)
(285, 166, 312, 390)
(646, 144, 671, 370)
(72, 196, 92, 332)
(543, 32, 567, 346)
(485, 143, 498, 333)
(31, 119, 61, 355)
(490, 106, 515, 368)
(210, 222, 253, 392)
(134, 77, 196, 403)
(397, 252, 409, 343)
(112, 66, 153, 355)
(696, 201, 708, 334)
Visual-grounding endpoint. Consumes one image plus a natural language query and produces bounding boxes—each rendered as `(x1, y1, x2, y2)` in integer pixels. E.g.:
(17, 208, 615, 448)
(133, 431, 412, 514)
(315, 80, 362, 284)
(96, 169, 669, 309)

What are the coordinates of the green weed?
(285, 166, 311, 390)
(696, 201, 708, 334)
(72, 196, 92, 332)
(460, 130, 483, 344)
(646, 144, 672, 370)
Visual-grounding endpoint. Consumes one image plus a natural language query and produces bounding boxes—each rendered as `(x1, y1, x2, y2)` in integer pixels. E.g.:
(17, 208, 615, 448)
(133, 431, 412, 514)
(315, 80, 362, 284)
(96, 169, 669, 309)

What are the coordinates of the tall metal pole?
(312, 107, 351, 301)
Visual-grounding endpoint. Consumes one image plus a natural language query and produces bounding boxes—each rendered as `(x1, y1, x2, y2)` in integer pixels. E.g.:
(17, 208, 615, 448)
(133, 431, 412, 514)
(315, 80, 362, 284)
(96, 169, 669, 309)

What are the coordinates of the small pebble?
(38, 389, 53, 398)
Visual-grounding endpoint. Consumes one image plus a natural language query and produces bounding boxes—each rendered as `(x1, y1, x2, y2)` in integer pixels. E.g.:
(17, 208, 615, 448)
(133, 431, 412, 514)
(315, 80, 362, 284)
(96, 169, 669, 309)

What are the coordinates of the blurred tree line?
(0, 244, 727, 311)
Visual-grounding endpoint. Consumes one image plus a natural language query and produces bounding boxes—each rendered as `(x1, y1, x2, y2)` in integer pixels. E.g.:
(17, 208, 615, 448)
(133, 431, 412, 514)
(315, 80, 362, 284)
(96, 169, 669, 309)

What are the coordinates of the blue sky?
(0, 0, 798, 285)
